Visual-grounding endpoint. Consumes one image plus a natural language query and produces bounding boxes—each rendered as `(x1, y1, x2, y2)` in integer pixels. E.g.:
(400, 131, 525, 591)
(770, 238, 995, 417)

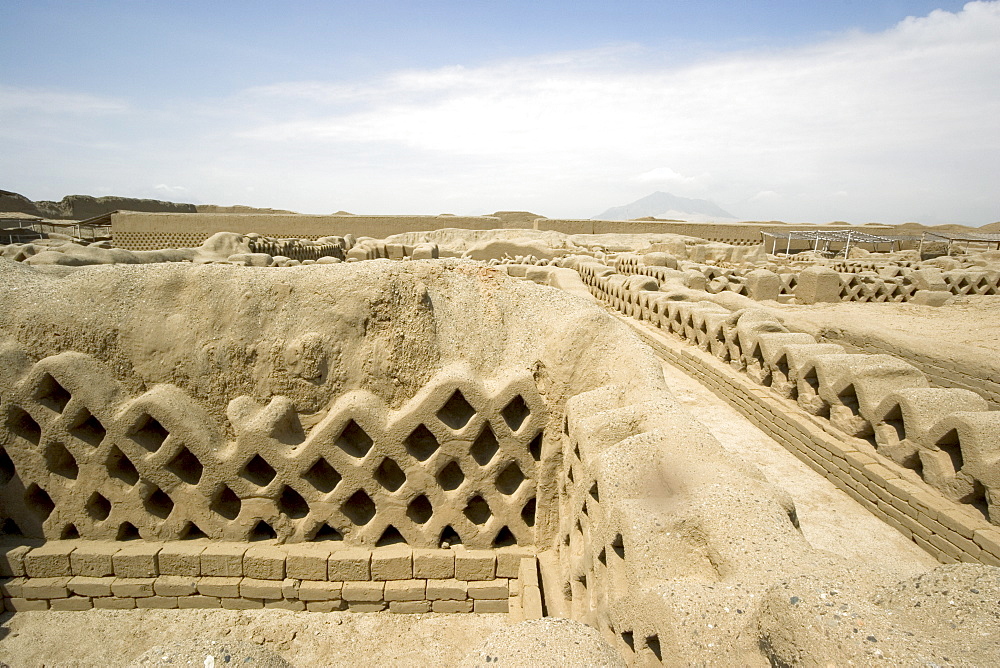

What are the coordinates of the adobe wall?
(0, 541, 533, 614)
(565, 257, 1000, 558)
(534, 219, 895, 246)
(3, 250, 1000, 664)
(110, 212, 522, 250)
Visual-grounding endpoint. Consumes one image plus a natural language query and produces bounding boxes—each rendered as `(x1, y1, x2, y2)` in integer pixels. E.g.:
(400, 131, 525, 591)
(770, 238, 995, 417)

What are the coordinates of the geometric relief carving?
(0, 354, 546, 548)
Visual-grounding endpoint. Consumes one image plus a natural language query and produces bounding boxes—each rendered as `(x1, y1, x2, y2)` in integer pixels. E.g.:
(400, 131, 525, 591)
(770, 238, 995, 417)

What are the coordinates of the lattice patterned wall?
(0, 351, 545, 549)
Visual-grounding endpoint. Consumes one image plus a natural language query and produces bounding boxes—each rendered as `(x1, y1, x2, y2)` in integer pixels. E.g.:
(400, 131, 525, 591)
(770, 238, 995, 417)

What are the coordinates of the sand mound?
(130, 639, 291, 667)
(458, 618, 625, 667)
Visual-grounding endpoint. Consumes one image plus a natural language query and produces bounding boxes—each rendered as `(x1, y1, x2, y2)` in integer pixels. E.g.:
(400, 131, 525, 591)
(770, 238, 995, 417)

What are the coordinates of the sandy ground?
(766, 294, 1000, 361)
(0, 352, 939, 668)
(0, 609, 510, 667)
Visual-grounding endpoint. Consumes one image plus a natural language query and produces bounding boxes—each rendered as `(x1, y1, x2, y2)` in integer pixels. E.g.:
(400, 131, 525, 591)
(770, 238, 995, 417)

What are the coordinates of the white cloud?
(221, 1, 1000, 222)
(154, 184, 189, 194)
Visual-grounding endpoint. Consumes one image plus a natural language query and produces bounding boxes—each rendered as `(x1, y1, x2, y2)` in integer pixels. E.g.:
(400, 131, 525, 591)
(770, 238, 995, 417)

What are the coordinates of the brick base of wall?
(0, 542, 541, 615)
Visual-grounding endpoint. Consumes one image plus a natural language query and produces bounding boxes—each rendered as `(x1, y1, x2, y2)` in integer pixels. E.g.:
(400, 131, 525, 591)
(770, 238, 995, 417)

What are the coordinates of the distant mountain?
(595, 191, 737, 222)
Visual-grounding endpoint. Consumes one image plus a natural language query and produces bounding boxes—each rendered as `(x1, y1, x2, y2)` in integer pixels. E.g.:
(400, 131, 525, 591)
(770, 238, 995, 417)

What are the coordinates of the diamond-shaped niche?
(495, 461, 525, 495)
(303, 457, 341, 493)
(34, 373, 71, 413)
(240, 454, 276, 487)
(374, 457, 406, 492)
(437, 461, 464, 491)
(501, 395, 530, 432)
(470, 424, 498, 466)
(44, 441, 78, 480)
(437, 390, 475, 430)
(336, 420, 373, 458)
(278, 485, 310, 519)
(166, 446, 203, 485)
(404, 424, 439, 461)
(341, 489, 376, 526)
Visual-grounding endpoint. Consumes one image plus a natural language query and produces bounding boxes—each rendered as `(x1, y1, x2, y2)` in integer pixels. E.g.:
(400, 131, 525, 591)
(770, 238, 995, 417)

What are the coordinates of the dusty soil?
(766, 295, 1000, 358)
(0, 609, 510, 667)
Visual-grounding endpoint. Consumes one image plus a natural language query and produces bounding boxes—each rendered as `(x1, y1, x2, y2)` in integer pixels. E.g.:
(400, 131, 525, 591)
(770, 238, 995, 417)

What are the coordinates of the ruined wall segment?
(110, 212, 523, 250)
(562, 256, 1000, 561)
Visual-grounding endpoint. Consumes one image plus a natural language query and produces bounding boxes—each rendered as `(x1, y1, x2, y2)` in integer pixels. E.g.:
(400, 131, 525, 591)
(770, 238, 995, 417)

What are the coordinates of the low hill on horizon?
(0, 189, 299, 221)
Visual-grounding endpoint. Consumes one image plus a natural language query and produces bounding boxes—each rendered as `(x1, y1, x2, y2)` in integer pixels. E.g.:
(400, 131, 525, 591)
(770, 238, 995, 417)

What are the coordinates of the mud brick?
(70, 542, 119, 577)
(937, 508, 986, 540)
(518, 557, 538, 588)
(154, 576, 199, 597)
(51, 596, 93, 611)
(113, 543, 162, 578)
(455, 550, 495, 581)
(383, 579, 425, 601)
(281, 578, 300, 599)
(425, 579, 467, 601)
(178, 595, 220, 609)
(468, 579, 509, 600)
(265, 599, 306, 611)
(222, 597, 263, 609)
(496, 547, 534, 578)
(389, 600, 431, 614)
(341, 581, 384, 602)
(522, 585, 543, 620)
(197, 576, 242, 598)
(297, 580, 343, 601)
(0, 544, 32, 577)
(974, 528, 1000, 556)
(5, 597, 49, 611)
(432, 600, 473, 613)
(158, 542, 206, 576)
(474, 599, 509, 613)
(200, 543, 245, 577)
(243, 545, 286, 580)
(94, 596, 136, 609)
(412, 549, 454, 579)
(328, 548, 370, 581)
(347, 601, 386, 612)
(22, 576, 70, 599)
(240, 578, 284, 600)
(111, 578, 155, 597)
(306, 600, 347, 612)
(0, 577, 26, 598)
(285, 544, 333, 581)
(68, 576, 113, 597)
(24, 542, 75, 577)
(371, 546, 412, 581)
(137, 596, 178, 609)
(298, 580, 343, 601)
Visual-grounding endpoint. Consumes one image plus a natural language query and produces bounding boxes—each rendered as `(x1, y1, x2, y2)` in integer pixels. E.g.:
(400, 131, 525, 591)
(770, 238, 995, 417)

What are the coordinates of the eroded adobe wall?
(501, 259, 1000, 665)
(110, 212, 523, 250)
(534, 219, 895, 246)
(568, 256, 1000, 558)
(0, 258, 665, 548)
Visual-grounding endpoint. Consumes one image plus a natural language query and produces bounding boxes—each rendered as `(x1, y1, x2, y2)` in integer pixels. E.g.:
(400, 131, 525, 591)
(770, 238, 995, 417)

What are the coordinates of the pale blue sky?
(2, 1, 997, 224)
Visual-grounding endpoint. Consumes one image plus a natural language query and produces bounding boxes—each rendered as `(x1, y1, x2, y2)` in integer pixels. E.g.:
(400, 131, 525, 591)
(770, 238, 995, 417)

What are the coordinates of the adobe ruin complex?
(2, 202, 1000, 666)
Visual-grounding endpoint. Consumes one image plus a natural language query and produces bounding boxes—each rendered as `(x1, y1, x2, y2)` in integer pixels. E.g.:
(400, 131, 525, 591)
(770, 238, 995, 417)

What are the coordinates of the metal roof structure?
(760, 230, 896, 243)
(760, 229, 904, 256)
(761, 228, 1000, 255)
(924, 230, 1000, 243)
